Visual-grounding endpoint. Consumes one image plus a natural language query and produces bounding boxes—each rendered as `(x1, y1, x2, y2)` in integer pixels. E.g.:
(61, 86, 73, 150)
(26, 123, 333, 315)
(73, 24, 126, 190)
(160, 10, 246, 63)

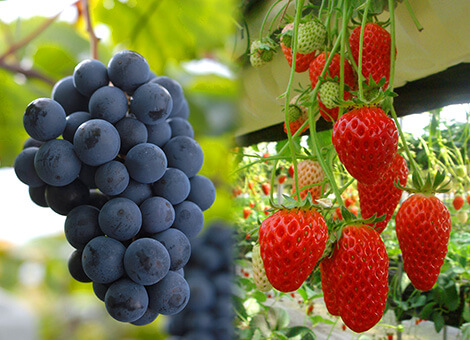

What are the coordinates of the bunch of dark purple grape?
(14, 50, 216, 325)
(167, 222, 235, 340)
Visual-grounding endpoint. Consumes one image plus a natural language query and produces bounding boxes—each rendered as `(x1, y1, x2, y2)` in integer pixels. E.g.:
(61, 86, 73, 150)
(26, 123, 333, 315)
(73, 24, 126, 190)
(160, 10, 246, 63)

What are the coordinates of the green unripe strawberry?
(250, 39, 276, 68)
(252, 244, 272, 292)
(318, 81, 340, 109)
(456, 165, 467, 177)
(297, 20, 326, 54)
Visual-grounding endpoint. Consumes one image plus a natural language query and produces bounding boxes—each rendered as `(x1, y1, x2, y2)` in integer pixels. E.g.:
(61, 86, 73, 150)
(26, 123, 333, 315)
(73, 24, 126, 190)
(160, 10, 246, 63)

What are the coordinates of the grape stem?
(0, 60, 55, 85)
(81, 0, 99, 60)
(0, 11, 61, 84)
(0, 12, 61, 63)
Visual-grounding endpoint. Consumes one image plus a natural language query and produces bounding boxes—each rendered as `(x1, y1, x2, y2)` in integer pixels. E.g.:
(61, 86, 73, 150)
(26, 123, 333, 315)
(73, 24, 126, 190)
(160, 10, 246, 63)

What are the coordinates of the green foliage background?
(0, 1, 238, 339)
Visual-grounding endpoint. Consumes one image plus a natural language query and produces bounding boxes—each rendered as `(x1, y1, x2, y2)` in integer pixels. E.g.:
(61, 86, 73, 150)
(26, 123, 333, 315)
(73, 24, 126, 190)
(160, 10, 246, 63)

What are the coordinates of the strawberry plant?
(234, 0, 470, 338)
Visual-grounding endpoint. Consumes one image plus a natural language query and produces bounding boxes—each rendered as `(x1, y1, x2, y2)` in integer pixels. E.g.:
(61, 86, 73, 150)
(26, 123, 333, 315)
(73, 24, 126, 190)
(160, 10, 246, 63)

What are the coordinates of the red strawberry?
(320, 251, 341, 315)
(358, 154, 408, 233)
(395, 194, 451, 291)
(332, 106, 398, 185)
(232, 187, 242, 197)
(467, 194, 470, 206)
(306, 303, 314, 315)
(453, 196, 464, 210)
(349, 23, 396, 88)
(349, 205, 359, 216)
(288, 165, 295, 178)
(243, 208, 251, 219)
(259, 208, 328, 292)
(280, 23, 316, 73)
(344, 197, 354, 208)
(333, 206, 343, 221)
(309, 52, 356, 91)
(249, 201, 255, 208)
(263, 152, 270, 163)
(320, 225, 389, 333)
(293, 160, 326, 201)
(278, 175, 287, 184)
(261, 183, 271, 196)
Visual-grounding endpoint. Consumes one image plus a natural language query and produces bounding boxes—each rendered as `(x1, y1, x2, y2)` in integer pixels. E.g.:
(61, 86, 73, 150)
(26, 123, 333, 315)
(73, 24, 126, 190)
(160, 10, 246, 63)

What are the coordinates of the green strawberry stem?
(284, 0, 306, 203)
(306, 31, 345, 207)
(308, 105, 344, 207)
(233, 153, 313, 175)
(259, 0, 285, 40)
(387, 0, 396, 90)
(338, 0, 353, 118)
(268, 1, 289, 34)
(444, 124, 466, 166)
(318, 0, 326, 19)
(390, 105, 424, 187)
(386, 2, 425, 188)
(357, 0, 372, 102)
(403, 0, 423, 32)
(269, 159, 279, 206)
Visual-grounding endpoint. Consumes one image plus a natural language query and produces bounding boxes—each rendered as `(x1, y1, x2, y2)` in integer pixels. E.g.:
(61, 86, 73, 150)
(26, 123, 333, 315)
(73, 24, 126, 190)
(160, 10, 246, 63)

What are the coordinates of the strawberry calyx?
(345, 76, 397, 110)
(279, 26, 293, 48)
(250, 37, 277, 61)
(337, 205, 386, 227)
(278, 190, 325, 210)
(395, 170, 451, 195)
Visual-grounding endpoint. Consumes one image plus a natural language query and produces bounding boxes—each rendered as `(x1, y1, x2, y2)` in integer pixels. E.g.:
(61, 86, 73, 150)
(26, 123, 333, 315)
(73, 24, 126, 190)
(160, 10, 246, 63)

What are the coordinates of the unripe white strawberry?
(297, 20, 326, 54)
(457, 210, 468, 224)
(252, 244, 272, 292)
(293, 160, 326, 201)
(319, 81, 340, 109)
(250, 39, 276, 68)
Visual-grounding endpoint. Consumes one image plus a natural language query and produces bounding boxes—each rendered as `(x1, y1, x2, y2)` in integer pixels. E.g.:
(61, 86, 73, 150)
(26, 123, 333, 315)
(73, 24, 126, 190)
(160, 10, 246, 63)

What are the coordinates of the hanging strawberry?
(259, 208, 328, 292)
(252, 244, 273, 292)
(321, 224, 388, 332)
(358, 153, 409, 233)
(349, 23, 396, 88)
(280, 23, 316, 73)
(332, 106, 398, 185)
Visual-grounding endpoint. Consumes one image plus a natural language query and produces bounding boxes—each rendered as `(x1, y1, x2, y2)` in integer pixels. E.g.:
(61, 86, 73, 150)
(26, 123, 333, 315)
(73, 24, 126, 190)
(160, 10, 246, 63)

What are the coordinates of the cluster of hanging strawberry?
(248, 2, 451, 334)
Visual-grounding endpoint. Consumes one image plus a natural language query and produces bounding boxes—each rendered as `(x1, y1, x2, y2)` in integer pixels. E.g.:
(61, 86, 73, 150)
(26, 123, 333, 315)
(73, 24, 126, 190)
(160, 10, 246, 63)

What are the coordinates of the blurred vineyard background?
(0, 0, 238, 339)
